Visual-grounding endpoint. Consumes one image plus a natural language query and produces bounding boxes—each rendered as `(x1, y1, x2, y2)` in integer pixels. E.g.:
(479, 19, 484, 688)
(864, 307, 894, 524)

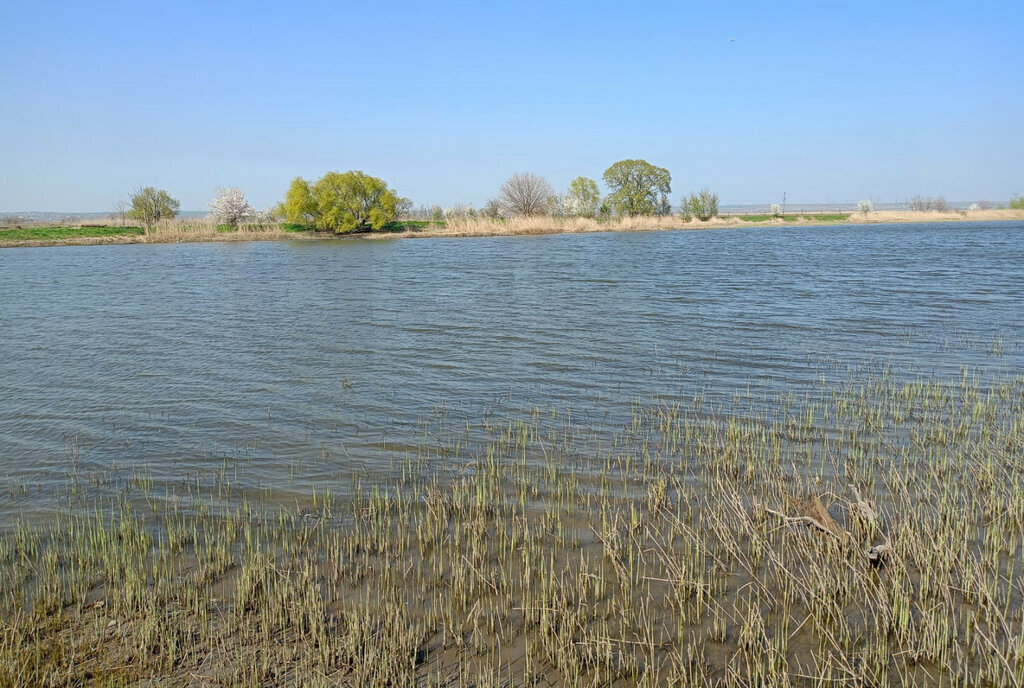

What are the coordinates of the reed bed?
(407, 215, 722, 238)
(2, 370, 1023, 686)
(139, 219, 300, 244)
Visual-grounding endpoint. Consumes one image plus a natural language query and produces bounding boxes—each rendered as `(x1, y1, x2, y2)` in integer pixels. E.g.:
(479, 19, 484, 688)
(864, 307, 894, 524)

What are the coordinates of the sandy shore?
(843, 208, 1024, 224)
(2, 209, 1021, 248)
(371, 208, 1024, 239)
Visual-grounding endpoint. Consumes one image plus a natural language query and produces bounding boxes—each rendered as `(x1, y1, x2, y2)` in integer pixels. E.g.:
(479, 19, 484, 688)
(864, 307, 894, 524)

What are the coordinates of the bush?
(684, 189, 719, 222)
(1010, 196, 1024, 210)
(858, 200, 873, 215)
(481, 198, 504, 219)
(770, 203, 782, 217)
(907, 196, 948, 212)
(128, 187, 180, 231)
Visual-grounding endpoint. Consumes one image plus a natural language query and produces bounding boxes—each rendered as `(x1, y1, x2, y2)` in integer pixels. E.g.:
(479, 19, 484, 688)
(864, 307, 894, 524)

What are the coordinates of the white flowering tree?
(209, 187, 255, 229)
(858, 199, 873, 215)
(563, 177, 601, 218)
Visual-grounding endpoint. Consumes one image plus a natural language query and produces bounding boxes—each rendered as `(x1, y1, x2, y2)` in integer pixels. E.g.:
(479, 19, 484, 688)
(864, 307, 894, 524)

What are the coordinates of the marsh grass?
(139, 218, 295, 244)
(412, 215, 705, 238)
(2, 370, 1024, 686)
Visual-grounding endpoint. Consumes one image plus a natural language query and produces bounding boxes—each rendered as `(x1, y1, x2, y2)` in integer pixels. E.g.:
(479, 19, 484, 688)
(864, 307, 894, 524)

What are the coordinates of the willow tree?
(281, 171, 401, 233)
(602, 160, 671, 216)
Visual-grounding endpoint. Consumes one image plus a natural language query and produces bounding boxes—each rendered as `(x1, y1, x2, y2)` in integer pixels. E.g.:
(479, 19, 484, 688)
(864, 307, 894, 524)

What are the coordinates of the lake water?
(2, 222, 1022, 522)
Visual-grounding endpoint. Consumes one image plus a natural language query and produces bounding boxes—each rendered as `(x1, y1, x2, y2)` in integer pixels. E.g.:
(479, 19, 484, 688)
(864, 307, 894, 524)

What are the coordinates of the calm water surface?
(2, 222, 1022, 521)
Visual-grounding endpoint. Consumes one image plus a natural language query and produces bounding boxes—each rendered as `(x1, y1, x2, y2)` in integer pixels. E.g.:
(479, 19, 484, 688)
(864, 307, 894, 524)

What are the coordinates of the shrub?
(685, 189, 719, 221)
(481, 198, 504, 220)
(858, 200, 873, 215)
(128, 187, 180, 231)
(907, 196, 948, 212)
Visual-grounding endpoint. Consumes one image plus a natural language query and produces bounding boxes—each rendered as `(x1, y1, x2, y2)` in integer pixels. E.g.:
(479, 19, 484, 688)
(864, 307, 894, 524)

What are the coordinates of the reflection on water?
(1, 222, 1022, 519)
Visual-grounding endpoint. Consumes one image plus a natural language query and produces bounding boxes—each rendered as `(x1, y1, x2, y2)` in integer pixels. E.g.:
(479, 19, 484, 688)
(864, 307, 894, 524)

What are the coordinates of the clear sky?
(1, 0, 1021, 212)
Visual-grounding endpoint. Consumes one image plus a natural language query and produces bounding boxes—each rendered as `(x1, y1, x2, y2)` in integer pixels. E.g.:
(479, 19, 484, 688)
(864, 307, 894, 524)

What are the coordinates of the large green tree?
(128, 187, 180, 231)
(602, 160, 671, 216)
(281, 171, 401, 233)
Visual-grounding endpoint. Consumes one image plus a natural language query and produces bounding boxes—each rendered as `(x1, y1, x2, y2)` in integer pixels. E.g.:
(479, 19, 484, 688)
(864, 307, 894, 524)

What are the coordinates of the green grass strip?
(0, 226, 146, 241)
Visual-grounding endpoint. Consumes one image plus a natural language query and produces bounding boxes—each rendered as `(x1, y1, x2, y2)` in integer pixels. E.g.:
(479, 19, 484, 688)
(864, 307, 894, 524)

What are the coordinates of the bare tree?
(907, 195, 949, 212)
(499, 173, 554, 216)
(113, 200, 129, 227)
(481, 198, 504, 219)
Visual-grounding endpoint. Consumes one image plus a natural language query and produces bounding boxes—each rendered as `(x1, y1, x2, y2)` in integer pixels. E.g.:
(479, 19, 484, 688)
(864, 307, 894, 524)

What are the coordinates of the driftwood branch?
(765, 492, 891, 564)
(764, 508, 843, 538)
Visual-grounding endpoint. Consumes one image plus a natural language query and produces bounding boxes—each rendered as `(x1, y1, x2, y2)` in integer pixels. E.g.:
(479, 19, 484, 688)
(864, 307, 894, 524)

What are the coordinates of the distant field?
(733, 213, 851, 222)
(808, 213, 853, 221)
(0, 225, 145, 241)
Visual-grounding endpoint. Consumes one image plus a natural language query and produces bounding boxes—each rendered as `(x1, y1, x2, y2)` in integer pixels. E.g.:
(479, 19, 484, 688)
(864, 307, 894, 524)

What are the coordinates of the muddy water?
(2, 222, 1022, 521)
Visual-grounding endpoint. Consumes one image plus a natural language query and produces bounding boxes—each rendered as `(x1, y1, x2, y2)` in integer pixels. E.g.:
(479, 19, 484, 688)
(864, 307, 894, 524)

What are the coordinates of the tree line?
(124, 163, 1019, 235)
(122, 159, 721, 235)
(469, 160, 719, 223)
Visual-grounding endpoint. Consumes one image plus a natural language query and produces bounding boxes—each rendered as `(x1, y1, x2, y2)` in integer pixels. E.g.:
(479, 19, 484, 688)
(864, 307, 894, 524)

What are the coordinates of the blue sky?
(1, 0, 1021, 212)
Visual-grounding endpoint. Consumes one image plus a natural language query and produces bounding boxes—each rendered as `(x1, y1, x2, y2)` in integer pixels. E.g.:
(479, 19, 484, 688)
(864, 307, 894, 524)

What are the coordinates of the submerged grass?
(2, 368, 1023, 685)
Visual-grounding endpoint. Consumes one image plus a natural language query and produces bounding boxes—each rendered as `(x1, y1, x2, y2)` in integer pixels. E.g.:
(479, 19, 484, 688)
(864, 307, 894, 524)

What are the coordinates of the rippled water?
(2, 222, 1022, 520)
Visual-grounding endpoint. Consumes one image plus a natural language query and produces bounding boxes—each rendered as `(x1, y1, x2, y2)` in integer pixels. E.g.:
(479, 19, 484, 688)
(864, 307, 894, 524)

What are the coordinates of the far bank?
(2, 209, 1022, 248)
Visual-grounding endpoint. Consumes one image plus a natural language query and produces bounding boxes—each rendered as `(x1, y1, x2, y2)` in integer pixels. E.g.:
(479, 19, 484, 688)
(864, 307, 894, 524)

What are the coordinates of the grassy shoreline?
(2, 370, 1023, 685)
(2, 209, 1022, 248)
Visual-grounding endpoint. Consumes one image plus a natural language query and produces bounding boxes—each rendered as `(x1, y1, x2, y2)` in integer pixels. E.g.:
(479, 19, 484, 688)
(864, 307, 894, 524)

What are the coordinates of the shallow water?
(2, 222, 1022, 520)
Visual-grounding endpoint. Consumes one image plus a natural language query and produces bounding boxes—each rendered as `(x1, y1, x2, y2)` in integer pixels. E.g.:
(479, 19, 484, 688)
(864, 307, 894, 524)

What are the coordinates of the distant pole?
(782, 192, 787, 216)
